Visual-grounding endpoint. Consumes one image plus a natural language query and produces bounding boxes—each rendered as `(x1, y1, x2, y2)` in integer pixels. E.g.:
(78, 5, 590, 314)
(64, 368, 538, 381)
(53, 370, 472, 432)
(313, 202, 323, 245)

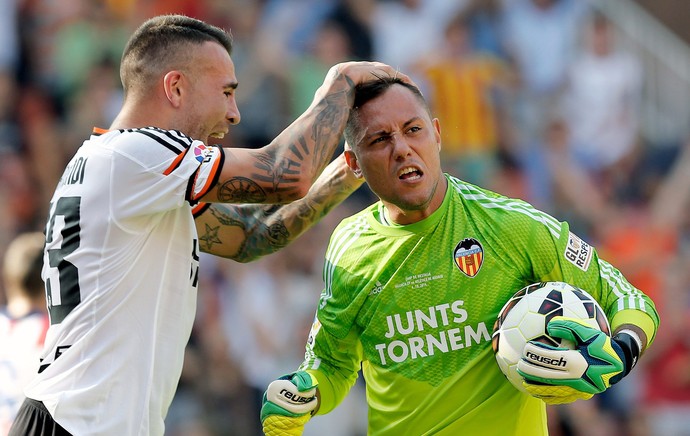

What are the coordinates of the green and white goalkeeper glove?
(261, 371, 319, 436)
(517, 316, 642, 404)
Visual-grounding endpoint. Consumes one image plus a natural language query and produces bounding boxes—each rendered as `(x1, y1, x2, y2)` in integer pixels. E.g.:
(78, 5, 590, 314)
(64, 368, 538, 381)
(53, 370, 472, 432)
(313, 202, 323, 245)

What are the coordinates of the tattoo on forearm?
(199, 223, 222, 251)
(197, 207, 243, 252)
(201, 204, 292, 260)
(202, 172, 355, 260)
(237, 201, 327, 262)
(217, 81, 353, 204)
(251, 150, 301, 188)
(216, 177, 267, 203)
(209, 205, 246, 228)
(264, 223, 290, 247)
(312, 91, 350, 166)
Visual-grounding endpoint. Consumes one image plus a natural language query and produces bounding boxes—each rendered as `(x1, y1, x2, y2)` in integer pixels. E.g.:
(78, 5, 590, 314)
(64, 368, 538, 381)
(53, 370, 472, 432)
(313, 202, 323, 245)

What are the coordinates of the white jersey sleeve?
(109, 127, 224, 221)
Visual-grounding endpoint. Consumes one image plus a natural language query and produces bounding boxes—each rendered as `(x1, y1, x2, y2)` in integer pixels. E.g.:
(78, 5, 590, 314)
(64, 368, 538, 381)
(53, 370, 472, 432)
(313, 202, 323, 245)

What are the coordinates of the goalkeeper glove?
(261, 371, 319, 436)
(516, 316, 642, 404)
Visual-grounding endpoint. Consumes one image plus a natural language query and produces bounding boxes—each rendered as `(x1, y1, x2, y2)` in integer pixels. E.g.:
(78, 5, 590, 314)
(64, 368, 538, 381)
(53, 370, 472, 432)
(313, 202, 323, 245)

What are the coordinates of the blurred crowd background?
(1, 0, 690, 435)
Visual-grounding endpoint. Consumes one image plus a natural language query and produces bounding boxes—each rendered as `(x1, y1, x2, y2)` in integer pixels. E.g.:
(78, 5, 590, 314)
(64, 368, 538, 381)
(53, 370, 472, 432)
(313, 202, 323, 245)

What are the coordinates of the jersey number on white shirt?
(45, 196, 82, 325)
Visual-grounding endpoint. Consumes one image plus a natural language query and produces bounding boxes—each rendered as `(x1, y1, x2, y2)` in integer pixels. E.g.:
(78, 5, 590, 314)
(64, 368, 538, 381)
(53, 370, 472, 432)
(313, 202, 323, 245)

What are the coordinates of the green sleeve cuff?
(306, 369, 336, 415)
(610, 309, 658, 348)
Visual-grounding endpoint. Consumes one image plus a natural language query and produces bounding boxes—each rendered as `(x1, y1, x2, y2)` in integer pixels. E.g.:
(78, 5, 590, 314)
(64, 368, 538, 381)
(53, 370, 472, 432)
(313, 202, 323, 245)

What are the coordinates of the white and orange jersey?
(25, 127, 224, 435)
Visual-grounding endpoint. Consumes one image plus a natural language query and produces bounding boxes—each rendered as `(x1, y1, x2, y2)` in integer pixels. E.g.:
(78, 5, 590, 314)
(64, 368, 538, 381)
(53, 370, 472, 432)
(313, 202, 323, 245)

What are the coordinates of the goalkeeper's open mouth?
(398, 165, 423, 181)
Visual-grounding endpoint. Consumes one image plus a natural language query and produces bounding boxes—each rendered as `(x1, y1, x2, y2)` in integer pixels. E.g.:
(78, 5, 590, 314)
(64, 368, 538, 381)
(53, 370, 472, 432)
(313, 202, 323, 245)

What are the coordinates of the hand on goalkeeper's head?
(516, 316, 642, 404)
(261, 371, 319, 436)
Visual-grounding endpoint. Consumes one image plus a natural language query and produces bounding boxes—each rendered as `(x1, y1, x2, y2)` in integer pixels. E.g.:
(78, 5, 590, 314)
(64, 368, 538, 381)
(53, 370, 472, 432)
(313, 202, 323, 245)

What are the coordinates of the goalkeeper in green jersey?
(260, 77, 659, 435)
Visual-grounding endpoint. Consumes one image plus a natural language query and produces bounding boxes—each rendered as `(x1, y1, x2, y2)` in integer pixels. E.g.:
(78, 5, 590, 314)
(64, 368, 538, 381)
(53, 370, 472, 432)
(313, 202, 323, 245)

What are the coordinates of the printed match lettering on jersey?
(453, 238, 484, 278)
(375, 299, 491, 367)
(564, 232, 592, 272)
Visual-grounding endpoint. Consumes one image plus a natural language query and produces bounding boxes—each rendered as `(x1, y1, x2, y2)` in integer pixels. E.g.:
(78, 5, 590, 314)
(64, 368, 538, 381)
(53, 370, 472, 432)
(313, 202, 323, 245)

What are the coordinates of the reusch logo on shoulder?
(453, 238, 484, 278)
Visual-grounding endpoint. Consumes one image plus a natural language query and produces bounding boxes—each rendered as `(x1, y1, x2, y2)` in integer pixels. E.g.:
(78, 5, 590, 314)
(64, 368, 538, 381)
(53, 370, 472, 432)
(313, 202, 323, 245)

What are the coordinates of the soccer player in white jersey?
(8, 15, 409, 436)
(0, 232, 49, 434)
(260, 77, 659, 435)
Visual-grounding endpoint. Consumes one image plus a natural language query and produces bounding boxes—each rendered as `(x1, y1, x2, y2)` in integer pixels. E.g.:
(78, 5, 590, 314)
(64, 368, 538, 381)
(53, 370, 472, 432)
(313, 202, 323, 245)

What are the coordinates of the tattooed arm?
(200, 61, 406, 205)
(194, 153, 364, 261)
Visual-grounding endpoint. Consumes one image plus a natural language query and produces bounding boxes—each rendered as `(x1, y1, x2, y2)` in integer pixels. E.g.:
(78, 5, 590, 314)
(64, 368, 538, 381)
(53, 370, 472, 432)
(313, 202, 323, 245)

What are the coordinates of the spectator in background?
(62, 58, 124, 153)
(0, 0, 26, 267)
(371, 0, 469, 85)
(226, 1, 292, 149)
(641, 255, 690, 436)
(546, 124, 690, 435)
(287, 20, 355, 120)
(0, 0, 20, 151)
(14, 86, 66, 225)
(500, 0, 589, 206)
(0, 0, 19, 73)
(325, 0, 375, 61)
(463, 0, 508, 59)
(0, 232, 48, 434)
(50, 1, 129, 106)
(0, 72, 33, 266)
(501, 0, 587, 96)
(560, 12, 644, 181)
(415, 10, 514, 187)
(0, 152, 38, 274)
(257, 0, 337, 60)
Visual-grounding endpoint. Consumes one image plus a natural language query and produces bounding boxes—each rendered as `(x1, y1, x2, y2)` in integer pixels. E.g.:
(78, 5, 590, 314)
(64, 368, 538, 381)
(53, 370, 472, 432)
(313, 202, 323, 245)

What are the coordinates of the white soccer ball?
(491, 282, 610, 393)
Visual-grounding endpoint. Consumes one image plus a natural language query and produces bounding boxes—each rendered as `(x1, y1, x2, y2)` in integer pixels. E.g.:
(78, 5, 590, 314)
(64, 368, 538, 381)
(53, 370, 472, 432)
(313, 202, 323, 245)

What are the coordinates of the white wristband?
(616, 328, 643, 352)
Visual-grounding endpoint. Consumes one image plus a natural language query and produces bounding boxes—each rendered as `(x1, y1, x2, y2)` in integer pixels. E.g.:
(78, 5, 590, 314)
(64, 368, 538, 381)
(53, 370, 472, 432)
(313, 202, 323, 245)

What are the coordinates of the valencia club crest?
(453, 238, 484, 278)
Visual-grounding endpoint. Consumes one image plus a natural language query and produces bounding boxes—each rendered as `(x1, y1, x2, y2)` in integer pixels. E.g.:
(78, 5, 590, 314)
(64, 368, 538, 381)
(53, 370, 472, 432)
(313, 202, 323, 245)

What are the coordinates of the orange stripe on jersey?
(163, 148, 188, 176)
(92, 127, 110, 135)
(192, 202, 211, 217)
(190, 147, 223, 200)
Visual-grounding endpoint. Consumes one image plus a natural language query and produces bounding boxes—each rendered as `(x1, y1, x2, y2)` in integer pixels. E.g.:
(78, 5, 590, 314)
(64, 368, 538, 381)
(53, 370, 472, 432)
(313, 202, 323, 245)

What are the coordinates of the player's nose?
(392, 135, 412, 160)
(227, 97, 240, 125)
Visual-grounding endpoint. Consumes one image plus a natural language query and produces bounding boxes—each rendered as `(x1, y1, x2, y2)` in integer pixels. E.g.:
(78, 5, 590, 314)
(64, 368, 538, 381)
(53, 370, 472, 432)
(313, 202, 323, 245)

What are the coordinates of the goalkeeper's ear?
(343, 142, 363, 179)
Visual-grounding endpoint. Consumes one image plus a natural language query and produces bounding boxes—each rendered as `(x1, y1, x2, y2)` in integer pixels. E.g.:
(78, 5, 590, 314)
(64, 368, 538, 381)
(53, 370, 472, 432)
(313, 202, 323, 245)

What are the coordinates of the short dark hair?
(344, 77, 430, 147)
(120, 14, 233, 96)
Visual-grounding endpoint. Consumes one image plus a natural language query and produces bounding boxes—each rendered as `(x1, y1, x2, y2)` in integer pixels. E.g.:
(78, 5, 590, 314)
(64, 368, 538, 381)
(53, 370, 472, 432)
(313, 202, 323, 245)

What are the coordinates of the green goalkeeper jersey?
(300, 174, 659, 435)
